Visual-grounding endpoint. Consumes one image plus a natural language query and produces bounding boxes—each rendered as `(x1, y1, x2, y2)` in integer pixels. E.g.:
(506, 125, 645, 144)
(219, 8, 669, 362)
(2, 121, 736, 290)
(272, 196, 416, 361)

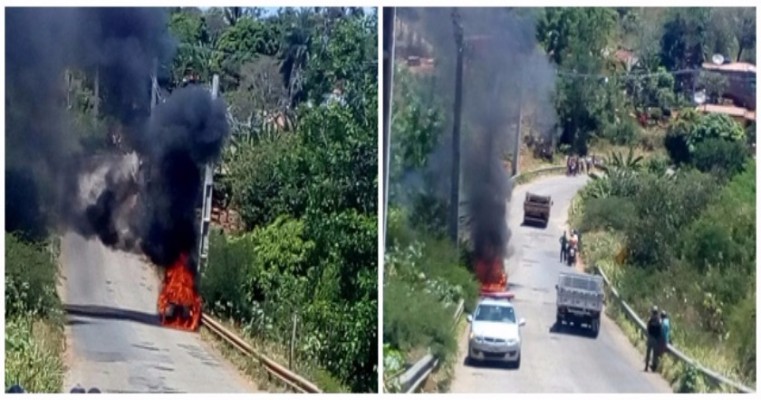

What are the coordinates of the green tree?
(538, 8, 619, 153)
(660, 8, 710, 92)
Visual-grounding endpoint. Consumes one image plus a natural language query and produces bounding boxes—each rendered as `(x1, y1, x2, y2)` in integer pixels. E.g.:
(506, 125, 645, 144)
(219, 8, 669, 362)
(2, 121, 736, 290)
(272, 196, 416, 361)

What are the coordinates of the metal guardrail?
(389, 299, 464, 393)
(201, 315, 322, 393)
(595, 265, 754, 394)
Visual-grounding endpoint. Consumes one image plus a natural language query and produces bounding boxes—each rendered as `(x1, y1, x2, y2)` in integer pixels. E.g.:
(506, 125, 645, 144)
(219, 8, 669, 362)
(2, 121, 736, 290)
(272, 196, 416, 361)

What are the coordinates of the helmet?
(7, 385, 25, 393)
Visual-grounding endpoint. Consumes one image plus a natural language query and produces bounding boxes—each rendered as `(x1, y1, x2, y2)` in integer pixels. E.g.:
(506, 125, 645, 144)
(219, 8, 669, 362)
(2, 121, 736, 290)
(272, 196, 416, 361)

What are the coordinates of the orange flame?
(475, 258, 508, 295)
(157, 253, 202, 331)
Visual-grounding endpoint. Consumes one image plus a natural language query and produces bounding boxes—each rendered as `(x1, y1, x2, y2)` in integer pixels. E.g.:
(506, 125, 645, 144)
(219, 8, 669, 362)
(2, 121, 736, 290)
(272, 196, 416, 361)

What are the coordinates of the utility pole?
(382, 7, 396, 251)
(94, 66, 100, 119)
(449, 8, 464, 245)
(151, 58, 159, 111)
(197, 75, 218, 274)
(513, 89, 523, 177)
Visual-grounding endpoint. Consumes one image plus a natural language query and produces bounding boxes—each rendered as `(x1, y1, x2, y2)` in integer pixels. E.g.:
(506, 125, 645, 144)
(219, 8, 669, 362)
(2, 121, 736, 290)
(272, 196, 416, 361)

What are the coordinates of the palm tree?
(606, 146, 644, 172)
(280, 9, 313, 106)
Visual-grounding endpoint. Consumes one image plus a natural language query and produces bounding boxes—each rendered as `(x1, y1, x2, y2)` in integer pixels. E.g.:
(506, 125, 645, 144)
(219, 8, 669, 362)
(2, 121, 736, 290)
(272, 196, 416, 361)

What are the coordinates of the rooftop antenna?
(711, 53, 725, 65)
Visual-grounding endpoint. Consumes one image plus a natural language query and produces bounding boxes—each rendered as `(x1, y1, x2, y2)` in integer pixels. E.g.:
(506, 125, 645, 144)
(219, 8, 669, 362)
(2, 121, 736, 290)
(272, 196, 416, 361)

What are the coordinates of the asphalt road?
(450, 174, 672, 393)
(60, 232, 256, 393)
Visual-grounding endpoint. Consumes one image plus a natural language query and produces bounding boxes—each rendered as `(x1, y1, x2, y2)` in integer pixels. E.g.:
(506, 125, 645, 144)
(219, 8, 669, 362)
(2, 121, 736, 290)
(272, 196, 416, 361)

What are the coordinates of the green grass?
(5, 317, 65, 393)
(5, 233, 65, 393)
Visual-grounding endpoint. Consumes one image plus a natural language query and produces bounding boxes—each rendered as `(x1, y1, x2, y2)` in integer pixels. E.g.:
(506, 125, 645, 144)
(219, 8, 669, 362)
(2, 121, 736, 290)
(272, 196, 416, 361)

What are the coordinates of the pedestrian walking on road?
(645, 306, 662, 372)
(559, 231, 568, 262)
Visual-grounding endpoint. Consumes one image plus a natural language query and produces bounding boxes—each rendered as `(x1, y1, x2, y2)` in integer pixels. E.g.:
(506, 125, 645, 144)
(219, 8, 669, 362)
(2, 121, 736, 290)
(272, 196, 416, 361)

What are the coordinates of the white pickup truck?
(555, 271, 604, 337)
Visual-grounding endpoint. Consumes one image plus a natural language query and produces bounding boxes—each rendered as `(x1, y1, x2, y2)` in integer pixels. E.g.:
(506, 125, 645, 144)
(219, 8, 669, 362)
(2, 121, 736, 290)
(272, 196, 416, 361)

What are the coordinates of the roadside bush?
(5, 317, 64, 393)
(727, 289, 756, 380)
(580, 196, 636, 232)
(625, 171, 717, 268)
(5, 234, 60, 318)
(383, 278, 457, 361)
(691, 138, 748, 179)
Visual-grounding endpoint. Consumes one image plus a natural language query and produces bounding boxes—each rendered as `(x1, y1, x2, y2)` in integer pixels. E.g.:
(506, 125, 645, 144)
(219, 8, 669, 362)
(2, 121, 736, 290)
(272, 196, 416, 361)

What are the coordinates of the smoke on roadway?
(393, 8, 556, 259)
(6, 8, 229, 271)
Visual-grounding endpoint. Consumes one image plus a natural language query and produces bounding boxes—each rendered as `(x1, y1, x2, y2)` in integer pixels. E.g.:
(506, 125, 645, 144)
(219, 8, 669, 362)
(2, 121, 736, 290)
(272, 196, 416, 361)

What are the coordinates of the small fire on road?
(157, 253, 202, 331)
(474, 251, 514, 300)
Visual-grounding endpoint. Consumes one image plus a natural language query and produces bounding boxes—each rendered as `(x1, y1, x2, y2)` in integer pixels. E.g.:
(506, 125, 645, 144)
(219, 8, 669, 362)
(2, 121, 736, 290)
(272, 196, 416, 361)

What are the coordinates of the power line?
(555, 67, 756, 83)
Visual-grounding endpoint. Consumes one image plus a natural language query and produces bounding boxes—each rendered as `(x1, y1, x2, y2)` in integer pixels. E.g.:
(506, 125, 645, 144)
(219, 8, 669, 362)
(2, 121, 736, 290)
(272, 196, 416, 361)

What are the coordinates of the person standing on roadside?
(659, 311, 671, 359)
(559, 231, 568, 262)
(645, 306, 662, 372)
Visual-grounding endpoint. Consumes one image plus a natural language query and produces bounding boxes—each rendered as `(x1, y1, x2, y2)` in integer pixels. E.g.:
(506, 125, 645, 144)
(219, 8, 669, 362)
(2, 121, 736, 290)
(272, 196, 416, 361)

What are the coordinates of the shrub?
(625, 171, 717, 268)
(581, 196, 636, 232)
(691, 138, 748, 179)
(5, 234, 60, 318)
(5, 317, 64, 393)
(383, 278, 457, 361)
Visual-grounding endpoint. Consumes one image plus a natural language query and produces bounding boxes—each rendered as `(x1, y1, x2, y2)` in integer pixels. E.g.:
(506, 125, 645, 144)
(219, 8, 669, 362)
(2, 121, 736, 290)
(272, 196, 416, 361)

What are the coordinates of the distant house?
(701, 62, 756, 110)
(613, 48, 639, 72)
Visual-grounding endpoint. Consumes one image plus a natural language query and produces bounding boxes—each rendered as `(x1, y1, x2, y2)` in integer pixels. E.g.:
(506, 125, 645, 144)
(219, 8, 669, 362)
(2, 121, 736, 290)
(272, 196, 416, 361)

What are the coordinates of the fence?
(202, 315, 322, 393)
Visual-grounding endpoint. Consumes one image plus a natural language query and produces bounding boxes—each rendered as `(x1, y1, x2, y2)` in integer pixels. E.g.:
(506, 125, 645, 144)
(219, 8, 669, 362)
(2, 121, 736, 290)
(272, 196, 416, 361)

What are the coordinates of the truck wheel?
(555, 315, 562, 331)
(591, 318, 600, 338)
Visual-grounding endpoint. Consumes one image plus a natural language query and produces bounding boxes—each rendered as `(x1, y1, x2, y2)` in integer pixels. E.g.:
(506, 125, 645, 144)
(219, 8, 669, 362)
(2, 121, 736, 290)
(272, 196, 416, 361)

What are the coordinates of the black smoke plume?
(6, 8, 229, 270)
(394, 9, 556, 259)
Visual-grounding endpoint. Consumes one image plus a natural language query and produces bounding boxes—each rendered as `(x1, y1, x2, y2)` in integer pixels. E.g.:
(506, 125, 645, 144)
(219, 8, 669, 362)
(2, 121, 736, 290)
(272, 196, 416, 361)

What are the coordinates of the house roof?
(696, 104, 756, 121)
(701, 62, 756, 73)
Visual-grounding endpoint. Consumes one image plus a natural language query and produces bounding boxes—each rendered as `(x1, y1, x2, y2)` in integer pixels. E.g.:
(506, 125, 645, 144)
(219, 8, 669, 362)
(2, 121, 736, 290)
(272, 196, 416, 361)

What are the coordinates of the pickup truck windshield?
(474, 304, 516, 323)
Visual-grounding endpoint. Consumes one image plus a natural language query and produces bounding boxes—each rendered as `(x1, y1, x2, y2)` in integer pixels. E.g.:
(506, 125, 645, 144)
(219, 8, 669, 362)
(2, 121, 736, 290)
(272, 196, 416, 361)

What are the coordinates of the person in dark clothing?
(559, 231, 568, 262)
(645, 306, 662, 372)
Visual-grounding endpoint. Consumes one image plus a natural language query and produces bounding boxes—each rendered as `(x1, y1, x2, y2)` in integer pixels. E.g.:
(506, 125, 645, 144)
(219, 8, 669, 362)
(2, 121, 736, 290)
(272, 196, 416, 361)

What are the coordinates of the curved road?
(451, 174, 671, 393)
(60, 232, 256, 393)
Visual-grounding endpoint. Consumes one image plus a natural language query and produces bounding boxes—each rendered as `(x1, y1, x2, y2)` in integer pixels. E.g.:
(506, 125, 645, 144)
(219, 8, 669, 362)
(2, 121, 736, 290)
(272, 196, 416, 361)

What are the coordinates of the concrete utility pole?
(382, 7, 396, 251)
(513, 89, 523, 177)
(197, 74, 218, 274)
(449, 8, 464, 245)
(94, 66, 100, 118)
(151, 58, 159, 110)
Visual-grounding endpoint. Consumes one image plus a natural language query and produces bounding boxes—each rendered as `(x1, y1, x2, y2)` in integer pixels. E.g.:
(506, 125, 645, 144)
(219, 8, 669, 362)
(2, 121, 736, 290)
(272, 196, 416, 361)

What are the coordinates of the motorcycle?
(567, 246, 577, 267)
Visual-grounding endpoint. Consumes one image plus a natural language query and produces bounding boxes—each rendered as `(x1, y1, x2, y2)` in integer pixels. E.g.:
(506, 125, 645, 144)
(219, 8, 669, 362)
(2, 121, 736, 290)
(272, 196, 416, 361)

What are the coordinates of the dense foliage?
(187, 8, 379, 393)
(5, 234, 64, 392)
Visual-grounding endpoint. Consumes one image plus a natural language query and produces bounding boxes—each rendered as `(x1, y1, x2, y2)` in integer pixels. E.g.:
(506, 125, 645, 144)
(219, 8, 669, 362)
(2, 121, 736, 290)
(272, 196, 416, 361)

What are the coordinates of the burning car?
(157, 252, 202, 331)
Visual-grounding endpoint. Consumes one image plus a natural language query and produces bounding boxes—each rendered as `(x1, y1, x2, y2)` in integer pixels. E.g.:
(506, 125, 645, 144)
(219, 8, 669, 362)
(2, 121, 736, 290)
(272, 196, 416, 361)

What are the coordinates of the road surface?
(451, 174, 671, 393)
(60, 232, 256, 393)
